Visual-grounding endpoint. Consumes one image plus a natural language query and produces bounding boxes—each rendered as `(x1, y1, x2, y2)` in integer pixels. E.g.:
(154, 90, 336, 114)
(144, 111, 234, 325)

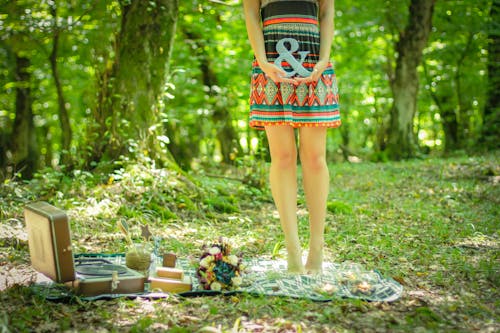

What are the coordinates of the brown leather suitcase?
(25, 201, 75, 282)
(25, 202, 146, 296)
(70, 256, 147, 297)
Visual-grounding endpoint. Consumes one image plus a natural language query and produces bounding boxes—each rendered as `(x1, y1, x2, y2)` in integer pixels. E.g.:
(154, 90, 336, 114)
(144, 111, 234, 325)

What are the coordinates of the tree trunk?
(385, 0, 436, 159)
(423, 61, 460, 153)
(435, 95, 460, 152)
(481, 0, 500, 149)
(164, 119, 201, 169)
(184, 29, 241, 164)
(49, 3, 72, 167)
(339, 121, 350, 161)
(9, 56, 38, 179)
(0, 131, 6, 173)
(87, 0, 179, 165)
(454, 33, 476, 147)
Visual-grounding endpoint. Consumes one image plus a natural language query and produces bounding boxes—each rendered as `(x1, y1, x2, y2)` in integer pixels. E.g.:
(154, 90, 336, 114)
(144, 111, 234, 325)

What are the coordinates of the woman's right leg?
(265, 125, 304, 273)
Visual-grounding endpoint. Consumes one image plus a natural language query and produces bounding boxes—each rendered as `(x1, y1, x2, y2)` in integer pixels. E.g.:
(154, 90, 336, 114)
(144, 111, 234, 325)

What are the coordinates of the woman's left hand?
(295, 60, 328, 84)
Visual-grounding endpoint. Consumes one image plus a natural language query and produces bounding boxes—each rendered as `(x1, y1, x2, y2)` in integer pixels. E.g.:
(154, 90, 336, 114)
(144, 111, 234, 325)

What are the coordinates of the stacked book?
(148, 254, 192, 293)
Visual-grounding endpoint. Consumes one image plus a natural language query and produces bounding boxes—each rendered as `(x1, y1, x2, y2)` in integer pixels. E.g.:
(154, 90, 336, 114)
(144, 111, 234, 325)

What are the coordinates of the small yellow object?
(149, 276, 192, 293)
(111, 271, 120, 291)
(156, 267, 184, 280)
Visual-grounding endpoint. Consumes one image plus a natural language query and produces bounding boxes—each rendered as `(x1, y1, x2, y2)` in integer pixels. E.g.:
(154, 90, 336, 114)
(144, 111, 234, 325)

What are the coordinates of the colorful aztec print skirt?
(249, 1, 341, 130)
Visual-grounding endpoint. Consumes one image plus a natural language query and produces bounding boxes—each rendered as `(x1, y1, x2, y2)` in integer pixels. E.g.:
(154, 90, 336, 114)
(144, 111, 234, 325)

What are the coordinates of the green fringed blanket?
(179, 259, 402, 302)
(30, 254, 403, 303)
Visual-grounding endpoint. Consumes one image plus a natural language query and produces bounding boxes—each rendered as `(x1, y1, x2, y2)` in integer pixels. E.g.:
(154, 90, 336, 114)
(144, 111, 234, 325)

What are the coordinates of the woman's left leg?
(298, 127, 329, 273)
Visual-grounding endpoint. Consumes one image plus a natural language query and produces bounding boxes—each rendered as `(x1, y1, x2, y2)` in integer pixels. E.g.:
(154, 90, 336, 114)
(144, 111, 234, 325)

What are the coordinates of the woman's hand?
(295, 60, 329, 84)
(259, 61, 299, 84)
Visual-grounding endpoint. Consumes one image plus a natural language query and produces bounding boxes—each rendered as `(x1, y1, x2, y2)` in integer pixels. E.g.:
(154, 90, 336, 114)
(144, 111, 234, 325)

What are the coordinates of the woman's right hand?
(259, 61, 298, 85)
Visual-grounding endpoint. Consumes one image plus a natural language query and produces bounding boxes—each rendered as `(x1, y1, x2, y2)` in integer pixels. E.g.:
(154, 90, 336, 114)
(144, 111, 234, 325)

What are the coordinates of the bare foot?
(287, 259, 305, 274)
(287, 250, 305, 274)
(305, 248, 323, 274)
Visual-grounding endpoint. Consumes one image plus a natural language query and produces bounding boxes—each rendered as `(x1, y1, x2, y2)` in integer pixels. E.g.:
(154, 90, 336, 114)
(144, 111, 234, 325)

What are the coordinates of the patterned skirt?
(249, 0, 341, 130)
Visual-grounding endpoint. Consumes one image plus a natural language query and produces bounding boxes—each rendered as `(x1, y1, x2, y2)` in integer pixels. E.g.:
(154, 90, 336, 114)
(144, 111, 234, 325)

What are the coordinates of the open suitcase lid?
(24, 201, 75, 283)
(25, 202, 147, 297)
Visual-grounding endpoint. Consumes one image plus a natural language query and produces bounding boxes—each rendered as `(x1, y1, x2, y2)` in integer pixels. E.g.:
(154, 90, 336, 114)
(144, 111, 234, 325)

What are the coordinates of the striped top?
(261, 0, 318, 8)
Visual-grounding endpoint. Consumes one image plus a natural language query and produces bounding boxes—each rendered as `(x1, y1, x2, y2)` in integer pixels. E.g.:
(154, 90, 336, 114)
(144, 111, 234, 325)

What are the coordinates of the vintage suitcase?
(25, 201, 75, 282)
(25, 201, 146, 296)
(70, 256, 146, 297)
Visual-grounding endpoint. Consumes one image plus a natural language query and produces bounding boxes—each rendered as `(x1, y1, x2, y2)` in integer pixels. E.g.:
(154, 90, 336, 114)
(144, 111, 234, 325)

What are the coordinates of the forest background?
(0, 0, 498, 180)
(0, 0, 499, 332)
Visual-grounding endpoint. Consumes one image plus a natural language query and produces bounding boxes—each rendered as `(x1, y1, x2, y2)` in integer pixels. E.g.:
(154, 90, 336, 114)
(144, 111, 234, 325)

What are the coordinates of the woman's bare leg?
(299, 127, 329, 273)
(265, 126, 304, 273)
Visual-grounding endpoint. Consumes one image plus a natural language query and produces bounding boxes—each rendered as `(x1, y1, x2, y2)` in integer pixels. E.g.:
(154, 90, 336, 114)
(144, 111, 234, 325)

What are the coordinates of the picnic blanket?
(30, 254, 403, 302)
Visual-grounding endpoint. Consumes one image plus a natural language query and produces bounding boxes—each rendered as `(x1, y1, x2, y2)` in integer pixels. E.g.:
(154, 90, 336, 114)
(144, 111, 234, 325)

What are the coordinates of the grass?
(0, 152, 499, 332)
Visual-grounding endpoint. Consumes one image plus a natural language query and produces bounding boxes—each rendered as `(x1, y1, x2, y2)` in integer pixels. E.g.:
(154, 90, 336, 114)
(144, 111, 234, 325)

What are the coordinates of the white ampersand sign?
(274, 38, 311, 78)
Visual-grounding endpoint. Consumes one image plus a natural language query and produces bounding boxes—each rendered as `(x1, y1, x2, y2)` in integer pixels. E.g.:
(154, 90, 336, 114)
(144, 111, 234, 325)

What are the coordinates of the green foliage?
(0, 0, 496, 176)
(327, 200, 353, 215)
(422, 0, 491, 151)
(0, 0, 121, 174)
(204, 196, 239, 214)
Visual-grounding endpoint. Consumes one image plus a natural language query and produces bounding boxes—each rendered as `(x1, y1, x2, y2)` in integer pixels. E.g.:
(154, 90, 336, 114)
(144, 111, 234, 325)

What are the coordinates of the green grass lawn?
(1, 152, 498, 332)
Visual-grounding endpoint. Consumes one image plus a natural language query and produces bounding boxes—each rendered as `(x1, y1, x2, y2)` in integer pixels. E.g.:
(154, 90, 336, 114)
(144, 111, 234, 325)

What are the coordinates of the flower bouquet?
(195, 238, 244, 291)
